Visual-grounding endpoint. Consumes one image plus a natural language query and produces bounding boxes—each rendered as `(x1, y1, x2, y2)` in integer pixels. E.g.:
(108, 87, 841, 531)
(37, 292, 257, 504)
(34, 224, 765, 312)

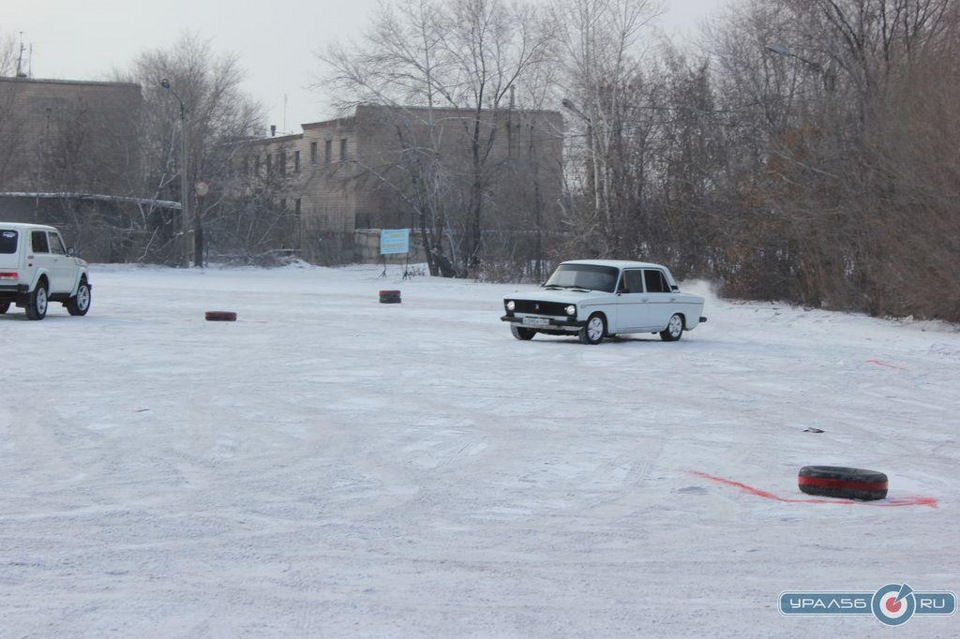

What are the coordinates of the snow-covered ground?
(1, 263, 957, 638)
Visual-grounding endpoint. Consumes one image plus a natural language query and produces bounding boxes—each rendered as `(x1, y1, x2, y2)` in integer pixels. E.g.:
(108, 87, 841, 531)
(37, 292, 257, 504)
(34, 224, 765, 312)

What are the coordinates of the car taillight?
(0, 271, 17, 281)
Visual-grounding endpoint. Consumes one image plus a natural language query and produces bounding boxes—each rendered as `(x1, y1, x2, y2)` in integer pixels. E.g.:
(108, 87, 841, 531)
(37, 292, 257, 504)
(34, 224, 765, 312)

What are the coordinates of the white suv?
(0, 223, 92, 320)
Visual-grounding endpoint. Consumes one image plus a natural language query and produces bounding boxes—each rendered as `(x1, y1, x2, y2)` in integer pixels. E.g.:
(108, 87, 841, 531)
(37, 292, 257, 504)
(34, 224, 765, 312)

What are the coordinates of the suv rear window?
(0, 230, 17, 254)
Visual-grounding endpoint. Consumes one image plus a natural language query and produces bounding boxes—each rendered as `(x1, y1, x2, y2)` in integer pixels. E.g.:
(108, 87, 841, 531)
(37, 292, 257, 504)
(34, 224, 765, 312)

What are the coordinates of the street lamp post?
(160, 78, 191, 267)
(765, 44, 822, 72)
(765, 44, 835, 91)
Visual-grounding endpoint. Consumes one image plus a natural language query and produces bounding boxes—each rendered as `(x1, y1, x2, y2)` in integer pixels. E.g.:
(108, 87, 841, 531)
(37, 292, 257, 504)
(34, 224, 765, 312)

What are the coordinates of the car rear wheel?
(66, 279, 91, 316)
(510, 325, 536, 341)
(0, 300, 9, 314)
(25, 281, 48, 320)
(660, 313, 684, 342)
(579, 313, 605, 345)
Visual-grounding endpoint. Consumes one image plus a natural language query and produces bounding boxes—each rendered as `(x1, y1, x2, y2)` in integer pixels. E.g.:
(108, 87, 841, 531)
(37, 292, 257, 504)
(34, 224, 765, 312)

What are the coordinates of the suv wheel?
(0, 300, 9, 314)
(66, 279, 91, 316)
(25, 281, 48, 320)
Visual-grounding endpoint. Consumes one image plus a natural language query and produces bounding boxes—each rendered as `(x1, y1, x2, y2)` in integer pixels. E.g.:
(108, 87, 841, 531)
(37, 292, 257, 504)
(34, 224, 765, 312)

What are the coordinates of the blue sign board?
(380, 229, 410, 255)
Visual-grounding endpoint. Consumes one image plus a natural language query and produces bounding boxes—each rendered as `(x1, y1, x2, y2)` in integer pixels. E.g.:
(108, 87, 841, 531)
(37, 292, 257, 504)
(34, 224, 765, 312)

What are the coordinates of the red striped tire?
(798, 466, 888, 501)
(205, 311, 238, 322)
(379, 290, 401, 304)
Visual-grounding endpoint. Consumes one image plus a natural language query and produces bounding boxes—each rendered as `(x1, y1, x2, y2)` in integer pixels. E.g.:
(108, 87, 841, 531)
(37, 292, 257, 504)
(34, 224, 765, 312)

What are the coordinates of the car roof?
(560, 259, 667, 270)
(0, 222, 58, 232)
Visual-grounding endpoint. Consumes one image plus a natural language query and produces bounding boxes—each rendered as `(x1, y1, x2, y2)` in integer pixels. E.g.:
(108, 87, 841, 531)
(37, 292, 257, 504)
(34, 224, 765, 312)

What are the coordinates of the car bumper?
(500, 314, 585, 330)
(0, 283, 26, 297)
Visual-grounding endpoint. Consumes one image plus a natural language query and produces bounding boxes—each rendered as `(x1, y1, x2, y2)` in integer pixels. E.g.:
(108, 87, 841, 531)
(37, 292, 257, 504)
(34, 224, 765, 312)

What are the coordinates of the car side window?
(0, 230, 17, 254)
(644, 269, 669, 293)
(48, 232, 66, 255)
(621, 269, 644, 293)
(31, 231, 50, 253)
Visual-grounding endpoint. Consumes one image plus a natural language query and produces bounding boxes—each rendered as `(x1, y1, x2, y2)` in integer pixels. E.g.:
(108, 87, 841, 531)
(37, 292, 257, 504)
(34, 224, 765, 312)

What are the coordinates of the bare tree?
(316, 0, 556, 277)
(0, 31, 18, 76)
(699, 0, 959, 321)
(552, 0, 663, 257)
(117, 33, 264, 264)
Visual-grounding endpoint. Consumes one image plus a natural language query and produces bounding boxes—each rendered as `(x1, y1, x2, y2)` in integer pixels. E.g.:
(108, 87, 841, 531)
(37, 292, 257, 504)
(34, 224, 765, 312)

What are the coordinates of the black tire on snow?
(798, 465, 888, 501)
(379, 290, 401, 304)
(0, 300, 9, 314)
(205, 311, 238, 322)
(66, 279, 92, 316)
(25, 281, 48, 320)
(510, 325, 536, 341)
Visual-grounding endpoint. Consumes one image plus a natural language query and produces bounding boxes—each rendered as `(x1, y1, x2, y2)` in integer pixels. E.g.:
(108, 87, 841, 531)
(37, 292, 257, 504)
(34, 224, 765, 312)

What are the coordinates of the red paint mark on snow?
(689, 471, 938, 508)
(865, 359, 909, 371)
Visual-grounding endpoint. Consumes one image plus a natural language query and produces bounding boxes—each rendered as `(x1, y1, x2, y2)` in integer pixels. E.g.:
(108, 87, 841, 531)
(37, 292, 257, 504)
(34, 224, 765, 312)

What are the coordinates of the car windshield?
(545, 264, 619, 292)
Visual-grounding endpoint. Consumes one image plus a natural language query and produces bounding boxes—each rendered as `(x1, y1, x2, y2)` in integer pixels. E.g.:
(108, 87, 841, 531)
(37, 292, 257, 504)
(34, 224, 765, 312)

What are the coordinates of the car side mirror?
(67, 247, 76, 257)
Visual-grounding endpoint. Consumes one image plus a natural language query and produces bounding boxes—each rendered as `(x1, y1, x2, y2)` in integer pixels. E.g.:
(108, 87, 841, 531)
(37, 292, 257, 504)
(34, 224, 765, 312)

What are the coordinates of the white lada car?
(501, 260, 706, 344)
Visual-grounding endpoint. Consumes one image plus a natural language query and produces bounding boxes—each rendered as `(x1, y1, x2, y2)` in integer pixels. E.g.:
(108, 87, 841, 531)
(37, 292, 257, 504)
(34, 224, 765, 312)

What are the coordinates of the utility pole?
(161, 78, 191, 267)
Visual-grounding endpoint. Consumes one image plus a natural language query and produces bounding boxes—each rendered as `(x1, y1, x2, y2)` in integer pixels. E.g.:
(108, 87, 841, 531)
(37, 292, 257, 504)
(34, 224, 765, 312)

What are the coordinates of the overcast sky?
(6, 0, 724, 135)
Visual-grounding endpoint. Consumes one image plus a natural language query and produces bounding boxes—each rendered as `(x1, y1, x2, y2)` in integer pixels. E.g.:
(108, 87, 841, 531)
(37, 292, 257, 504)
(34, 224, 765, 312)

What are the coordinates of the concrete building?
(0, 77, 146, 261)
(0, 77, 141, 194)
(236, 104, 564, 263)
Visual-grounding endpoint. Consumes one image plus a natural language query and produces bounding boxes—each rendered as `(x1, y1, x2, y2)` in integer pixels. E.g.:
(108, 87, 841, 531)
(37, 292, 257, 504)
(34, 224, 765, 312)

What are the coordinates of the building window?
(254, 156, 261, 175)
(266, 154, 273, 175)
(280, 198, 287, 211)
(294, 150, 301, 173)
(279, 151, 287, 176)
(340, 138, 348, 162)
(295, 198, 301, 215)
(310, 141, 318, 164)
(324, 140, 332, 164)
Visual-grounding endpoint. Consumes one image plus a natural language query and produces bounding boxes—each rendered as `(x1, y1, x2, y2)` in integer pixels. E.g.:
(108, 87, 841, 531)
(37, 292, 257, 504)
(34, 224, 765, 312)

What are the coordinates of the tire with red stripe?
(379, 290, 401, 304)
(798, 466, 888, 501)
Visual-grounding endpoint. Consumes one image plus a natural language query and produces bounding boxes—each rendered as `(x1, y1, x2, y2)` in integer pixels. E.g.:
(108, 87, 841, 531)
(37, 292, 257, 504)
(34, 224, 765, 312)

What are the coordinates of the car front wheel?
(66, 279, 91, 316)
(660, 313, 684, 341)
(25, 282, 48, 320)
(0, 300, 9, 314)
(510, 325, 536, 341)
(579, 313, 606, 345)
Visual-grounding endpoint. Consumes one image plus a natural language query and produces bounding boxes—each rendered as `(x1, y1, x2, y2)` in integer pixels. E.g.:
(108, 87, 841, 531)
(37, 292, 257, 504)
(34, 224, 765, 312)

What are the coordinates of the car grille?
(511, 300, 569, 316)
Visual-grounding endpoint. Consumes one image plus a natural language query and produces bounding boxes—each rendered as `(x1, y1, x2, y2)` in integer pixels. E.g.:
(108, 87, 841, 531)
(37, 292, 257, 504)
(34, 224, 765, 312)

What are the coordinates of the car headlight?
(565, 305, 576, 316)
(506, 300, 516, 311)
